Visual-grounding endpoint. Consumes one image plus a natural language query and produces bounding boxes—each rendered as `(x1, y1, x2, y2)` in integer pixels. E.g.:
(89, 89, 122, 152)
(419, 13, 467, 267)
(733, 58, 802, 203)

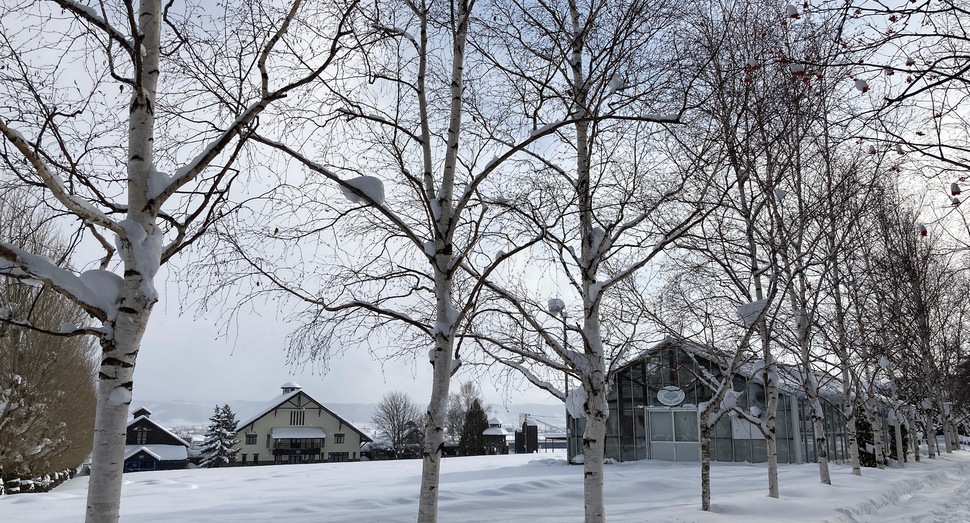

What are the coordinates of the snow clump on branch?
(340, 176, 385, 205)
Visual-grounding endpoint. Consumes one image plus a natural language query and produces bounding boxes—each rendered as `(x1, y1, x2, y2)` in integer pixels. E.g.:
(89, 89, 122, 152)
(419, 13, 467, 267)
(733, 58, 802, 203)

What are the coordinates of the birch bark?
(417, 1, 469, 520)
(734, 170, 779, 498)
(83, 2, 163, 520)
(1, 1, 345, 520)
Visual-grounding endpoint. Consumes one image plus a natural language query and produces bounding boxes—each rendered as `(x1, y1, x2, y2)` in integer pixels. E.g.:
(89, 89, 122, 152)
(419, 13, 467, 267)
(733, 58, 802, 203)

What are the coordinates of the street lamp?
(547, 297, 571, 458)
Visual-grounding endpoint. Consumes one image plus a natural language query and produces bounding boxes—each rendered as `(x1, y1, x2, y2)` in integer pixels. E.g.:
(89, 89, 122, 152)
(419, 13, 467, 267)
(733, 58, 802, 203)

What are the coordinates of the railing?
(272, 447, 322, 456)
(272, 438, 324, 450)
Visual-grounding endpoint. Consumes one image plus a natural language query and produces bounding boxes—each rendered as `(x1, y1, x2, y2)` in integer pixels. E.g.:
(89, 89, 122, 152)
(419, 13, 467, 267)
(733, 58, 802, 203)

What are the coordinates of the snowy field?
(4, 450, 970, 522)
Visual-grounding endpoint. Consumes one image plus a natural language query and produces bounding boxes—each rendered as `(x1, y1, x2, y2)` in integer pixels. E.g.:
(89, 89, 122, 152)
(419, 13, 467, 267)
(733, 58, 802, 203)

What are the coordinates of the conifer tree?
(201, 405, 239, 468)
(458, 400, 489, 456)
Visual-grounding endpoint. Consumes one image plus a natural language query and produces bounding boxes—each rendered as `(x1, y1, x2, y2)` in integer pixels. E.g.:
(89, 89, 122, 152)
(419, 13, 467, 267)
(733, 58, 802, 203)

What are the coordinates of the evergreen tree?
(458, 399, 489, 456)
(445, 382, 487, 445)
(201, 404, 239, 468)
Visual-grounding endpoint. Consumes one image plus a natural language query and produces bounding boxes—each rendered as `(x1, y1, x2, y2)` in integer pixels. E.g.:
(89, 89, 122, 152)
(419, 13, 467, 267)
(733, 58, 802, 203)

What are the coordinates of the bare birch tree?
(644, 276, 766, 510)
(866, 192, 969, 460)
(186, 1, 562, 520)
(0, 1, 355, 520)
(448, 1, 719, 519)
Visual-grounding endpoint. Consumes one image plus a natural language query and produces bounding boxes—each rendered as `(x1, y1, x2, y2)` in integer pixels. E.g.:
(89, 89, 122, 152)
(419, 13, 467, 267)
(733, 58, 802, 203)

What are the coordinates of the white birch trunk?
(810, 405, 830, 482)
(910, 409, 921, 462)
(566, 0, 611, 519)
(844, 379, 861, 475)
(870, 407, 886, 469)
(893, 411, 905, 466)
(416, 2, 469, 520)
(827, 237, 861, 476)
(84, 2, 162, 521)
(730, 150, 779, 498)
(946, 419, 959, 454)
(791, 295, 829, 484)
(763, 357, 779, 498)
(804, 362, 831, 485)
(85, 299, 152, 522)
(746, 209, 778, 497)
(700, 425, 712, 511)
(581, 370, 609, 523)
(699, 404, 716, 511)
(416, 292, 454, 523)
(942, 407, 954, 453)
(923, 404, 938, 459)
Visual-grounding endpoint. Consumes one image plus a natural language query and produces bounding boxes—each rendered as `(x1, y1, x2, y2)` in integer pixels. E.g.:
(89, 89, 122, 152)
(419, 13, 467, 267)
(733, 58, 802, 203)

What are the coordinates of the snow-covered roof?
(543, 432, 567, 439)
(488, 416, 503, 426)
(235, 389, 372, 442)
(236, 390, 302, 429)
(281, 381, 302, 389)
(271, 427, 326, 439)
(127, 415, 191, 448)
(483, 427, 508, 436)
(124, 445, 188, 462)
(618, 338, 846, 400)
(524, 415, 538, 426)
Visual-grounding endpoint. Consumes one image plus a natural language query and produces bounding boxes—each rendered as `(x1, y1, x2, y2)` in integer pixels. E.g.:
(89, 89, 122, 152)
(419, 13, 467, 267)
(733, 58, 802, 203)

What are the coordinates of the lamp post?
(547, 297, 571, 458)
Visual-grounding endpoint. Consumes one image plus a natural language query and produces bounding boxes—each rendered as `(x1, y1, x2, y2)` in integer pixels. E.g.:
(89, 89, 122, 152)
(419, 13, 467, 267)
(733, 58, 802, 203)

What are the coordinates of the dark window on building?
(266, 434, 270, 449)
(334, 433, 345, 444)
(241, 454, 247, 464)
(328, 452, 349, 463)
(135, 427, 148, 445)
(253, 453, 259, 463)
(245, 434, 257, 445)
(290, 410, 305, 425)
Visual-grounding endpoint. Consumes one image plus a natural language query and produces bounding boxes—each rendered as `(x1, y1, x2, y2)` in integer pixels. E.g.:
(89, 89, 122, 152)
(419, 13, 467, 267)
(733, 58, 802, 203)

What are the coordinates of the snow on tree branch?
(326, 300, 431, 336)
(0, 243, 119, 322)
(51, 0, 135, 57)
(250, 133, 425, 250)
(0, 120, 121, 235)
(477, 340, 566, 401)
(340, 176, 386, 205)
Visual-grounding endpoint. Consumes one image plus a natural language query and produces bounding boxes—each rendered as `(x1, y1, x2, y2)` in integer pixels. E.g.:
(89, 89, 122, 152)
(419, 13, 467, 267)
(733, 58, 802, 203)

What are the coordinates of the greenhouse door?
(646, 409, 700, 461)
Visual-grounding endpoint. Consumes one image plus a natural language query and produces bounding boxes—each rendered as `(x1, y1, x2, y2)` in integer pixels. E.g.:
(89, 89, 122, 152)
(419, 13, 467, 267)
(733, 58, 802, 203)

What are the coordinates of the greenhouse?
(565, 340, 887, 464)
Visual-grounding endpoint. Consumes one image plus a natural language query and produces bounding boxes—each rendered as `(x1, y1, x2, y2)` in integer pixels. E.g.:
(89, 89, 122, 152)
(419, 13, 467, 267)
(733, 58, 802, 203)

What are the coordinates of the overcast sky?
(129, 263, 561, 409)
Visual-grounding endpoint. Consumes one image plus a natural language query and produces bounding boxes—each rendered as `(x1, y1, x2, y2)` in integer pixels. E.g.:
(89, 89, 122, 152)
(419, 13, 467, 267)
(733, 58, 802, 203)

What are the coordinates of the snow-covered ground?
(4, 450, 970, 522)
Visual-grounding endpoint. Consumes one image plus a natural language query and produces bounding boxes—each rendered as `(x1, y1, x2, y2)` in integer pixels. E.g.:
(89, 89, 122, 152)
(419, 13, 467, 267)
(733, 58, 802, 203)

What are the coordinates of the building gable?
(236, 390, 371, 442)
(126, 416, 190, 447)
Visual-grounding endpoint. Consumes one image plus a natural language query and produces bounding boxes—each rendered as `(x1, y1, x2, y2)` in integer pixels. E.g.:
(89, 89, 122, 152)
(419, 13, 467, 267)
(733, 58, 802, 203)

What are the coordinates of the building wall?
(235, 392, 366, 465)
(123, 452, 186, 473)
(567, 344, 861, 465)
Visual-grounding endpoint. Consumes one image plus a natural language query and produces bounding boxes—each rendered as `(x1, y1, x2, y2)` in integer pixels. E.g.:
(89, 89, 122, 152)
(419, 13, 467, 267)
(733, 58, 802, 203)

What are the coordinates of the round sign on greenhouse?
(657, 386, 686, 406)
